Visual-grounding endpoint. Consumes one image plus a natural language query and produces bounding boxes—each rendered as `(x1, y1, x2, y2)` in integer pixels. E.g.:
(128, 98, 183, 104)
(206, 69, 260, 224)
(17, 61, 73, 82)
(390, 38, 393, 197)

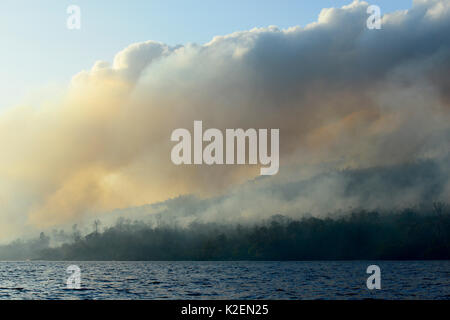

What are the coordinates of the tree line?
(0, 203, 449, 261)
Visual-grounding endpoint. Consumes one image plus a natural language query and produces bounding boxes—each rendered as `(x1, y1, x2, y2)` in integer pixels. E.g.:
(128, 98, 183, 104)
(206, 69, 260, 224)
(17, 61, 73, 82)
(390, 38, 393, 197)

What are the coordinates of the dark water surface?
(0, 261, 448, 299)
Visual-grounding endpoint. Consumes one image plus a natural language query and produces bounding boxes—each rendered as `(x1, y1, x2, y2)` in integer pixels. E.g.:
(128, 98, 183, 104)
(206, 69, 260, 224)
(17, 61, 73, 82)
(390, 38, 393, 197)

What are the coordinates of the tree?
(93, 219, 102, 234)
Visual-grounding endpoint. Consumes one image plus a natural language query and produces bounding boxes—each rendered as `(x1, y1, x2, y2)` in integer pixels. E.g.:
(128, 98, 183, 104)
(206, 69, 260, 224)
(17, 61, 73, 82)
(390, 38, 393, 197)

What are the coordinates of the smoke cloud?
(1, 0, 450, 240)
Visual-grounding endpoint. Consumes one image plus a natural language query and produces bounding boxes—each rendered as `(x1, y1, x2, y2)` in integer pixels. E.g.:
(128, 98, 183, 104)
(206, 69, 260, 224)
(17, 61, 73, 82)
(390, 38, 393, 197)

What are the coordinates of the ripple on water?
(0, 261, 448, 299)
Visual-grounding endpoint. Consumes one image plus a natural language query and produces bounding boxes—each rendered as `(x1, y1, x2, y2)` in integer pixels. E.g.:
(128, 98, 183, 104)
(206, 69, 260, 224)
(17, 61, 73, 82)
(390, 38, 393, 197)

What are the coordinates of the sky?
(1, 0, 413, 109)
(1, 0, 449, 241)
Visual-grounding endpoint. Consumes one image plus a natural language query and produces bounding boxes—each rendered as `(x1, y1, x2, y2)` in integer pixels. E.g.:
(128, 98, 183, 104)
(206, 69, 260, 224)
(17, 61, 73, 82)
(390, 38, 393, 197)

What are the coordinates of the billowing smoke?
(0, 0, 450, 240)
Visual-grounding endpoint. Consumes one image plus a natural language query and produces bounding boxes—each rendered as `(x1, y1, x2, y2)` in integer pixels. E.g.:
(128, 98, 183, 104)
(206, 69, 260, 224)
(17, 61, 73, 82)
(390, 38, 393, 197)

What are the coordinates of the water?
(0, 261, 448, 300)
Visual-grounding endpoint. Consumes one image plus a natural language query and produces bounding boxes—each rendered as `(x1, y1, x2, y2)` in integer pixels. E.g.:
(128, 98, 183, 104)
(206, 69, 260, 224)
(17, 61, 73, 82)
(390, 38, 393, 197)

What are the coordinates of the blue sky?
(0, 0, 412, 109)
